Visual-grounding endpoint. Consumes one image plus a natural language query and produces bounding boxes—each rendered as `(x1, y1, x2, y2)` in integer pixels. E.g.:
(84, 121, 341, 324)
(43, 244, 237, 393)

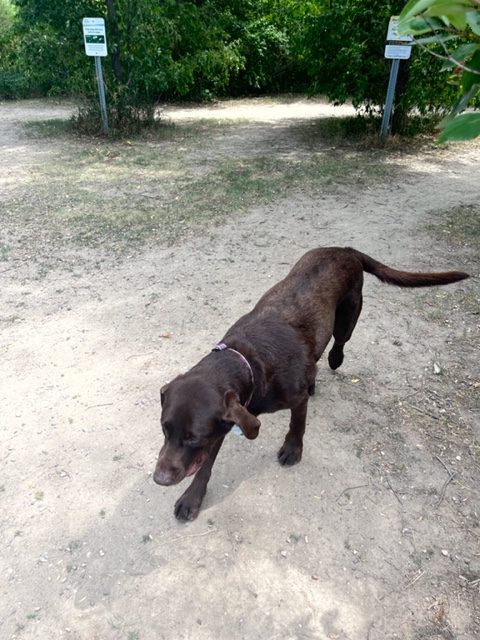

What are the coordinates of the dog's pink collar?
(212, 342, 254, 407)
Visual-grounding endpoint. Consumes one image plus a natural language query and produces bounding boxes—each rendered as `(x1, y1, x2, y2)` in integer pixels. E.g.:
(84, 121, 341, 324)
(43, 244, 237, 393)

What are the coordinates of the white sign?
(385, 44, 412, 60)
(82, 17, 107, 57)
(386, 16, 413, 43)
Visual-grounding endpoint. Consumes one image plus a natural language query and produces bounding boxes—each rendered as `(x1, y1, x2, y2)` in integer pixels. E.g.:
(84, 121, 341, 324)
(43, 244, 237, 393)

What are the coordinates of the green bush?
(0, 71, 26, 98)
(0, 0, 24, 98)
(302, 0, 459, 120)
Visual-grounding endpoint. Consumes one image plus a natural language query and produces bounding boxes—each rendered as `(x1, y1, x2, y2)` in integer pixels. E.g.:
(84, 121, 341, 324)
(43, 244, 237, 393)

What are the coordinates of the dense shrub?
(301, 0, 459, 117)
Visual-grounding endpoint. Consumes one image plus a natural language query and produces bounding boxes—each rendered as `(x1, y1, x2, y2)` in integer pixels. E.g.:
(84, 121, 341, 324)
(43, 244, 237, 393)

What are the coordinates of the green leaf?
(466, 10, 480, 36)
(425, 3, 471, 31)
(399, 0, 438, 23)
(398, 15, 445, 35)
(451, 83, 480, 115)
(461, 49, 480, 92)
(438, 111, 480, 142)
(399, 16, 442, 35)
(450, 43, 480, 61)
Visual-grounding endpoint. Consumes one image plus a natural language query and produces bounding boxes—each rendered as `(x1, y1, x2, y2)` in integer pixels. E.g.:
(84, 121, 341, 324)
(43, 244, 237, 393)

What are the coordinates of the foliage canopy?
(0, 0, 474, 135)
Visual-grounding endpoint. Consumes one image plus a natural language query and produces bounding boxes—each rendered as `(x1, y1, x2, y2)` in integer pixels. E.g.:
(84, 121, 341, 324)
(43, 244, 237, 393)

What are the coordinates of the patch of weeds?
(14, 530, 23, 537)
(34, 491, 44, 501)
(288, 533, 302, 543)
(0, 244, 10, 261)
(145, 292, 162, 307)
(0, 314, 22, 325)
(71, 98, 160, 138)
(335, 424, 355, 434)
(127, 632, 140, 640)
(428, 203, 480, 246)
(412, 549, 435, 570)
(426, 308, 443, 322)
(66, 540, 82, 553)
(26, 611, 40, 620)
(460, 291, 480, 317)
(469, 441, 480, 466)
(0, 484, 5, 492)
(99, 508, 106, 518)
(463, 565, 480, 581)
(398, 113, 443, 137)
(108, 615, 124, 631)
(24, 119, 72, 138)
(305, 115, 380, 143)
(414, 288, 464, 326)
(112, 454, 123, 462)
(3, 122, 395, 259)
(142, 534, 153, 544)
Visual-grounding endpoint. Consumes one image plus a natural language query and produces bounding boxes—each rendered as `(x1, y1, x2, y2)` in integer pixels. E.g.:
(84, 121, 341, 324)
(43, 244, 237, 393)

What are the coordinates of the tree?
(398, 0, 480, 141)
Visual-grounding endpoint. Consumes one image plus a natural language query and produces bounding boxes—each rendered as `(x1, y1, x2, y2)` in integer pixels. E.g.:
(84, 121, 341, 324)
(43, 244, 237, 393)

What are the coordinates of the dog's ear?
(222, 390, 260, 440)
(160, 383, 169, 407)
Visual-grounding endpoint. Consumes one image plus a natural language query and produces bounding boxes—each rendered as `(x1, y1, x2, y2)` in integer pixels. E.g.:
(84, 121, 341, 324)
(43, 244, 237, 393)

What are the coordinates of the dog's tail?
(349, 248, 469, 288)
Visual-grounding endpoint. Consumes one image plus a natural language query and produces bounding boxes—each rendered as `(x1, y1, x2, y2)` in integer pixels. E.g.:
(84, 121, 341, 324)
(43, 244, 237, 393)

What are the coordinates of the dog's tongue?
(186, 452, 207, 477)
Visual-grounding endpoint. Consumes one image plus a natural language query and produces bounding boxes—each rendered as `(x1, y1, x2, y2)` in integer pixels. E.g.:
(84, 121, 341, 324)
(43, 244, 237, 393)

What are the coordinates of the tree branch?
(413, 38, 480, 76)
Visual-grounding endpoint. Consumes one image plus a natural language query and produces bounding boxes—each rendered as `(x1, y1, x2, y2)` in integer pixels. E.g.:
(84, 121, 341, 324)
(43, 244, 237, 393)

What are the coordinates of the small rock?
(441, 549, 449, 557)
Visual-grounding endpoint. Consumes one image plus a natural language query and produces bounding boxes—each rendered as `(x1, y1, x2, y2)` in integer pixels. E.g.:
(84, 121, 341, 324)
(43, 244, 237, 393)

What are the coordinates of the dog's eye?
(183, 433, 202, 447)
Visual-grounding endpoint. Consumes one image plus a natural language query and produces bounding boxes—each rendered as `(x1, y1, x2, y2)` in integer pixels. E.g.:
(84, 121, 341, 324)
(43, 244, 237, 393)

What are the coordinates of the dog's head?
(153, 375, 260, 486)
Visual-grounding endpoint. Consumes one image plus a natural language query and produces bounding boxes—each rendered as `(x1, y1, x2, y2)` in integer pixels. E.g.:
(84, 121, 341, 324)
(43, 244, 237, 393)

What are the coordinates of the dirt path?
(1, 97, 479, 640)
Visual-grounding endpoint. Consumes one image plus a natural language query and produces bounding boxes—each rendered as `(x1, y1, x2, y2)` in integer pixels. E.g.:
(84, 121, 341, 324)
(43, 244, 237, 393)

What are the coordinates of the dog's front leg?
(277, 395, 308, 466)
(174, 436, 226, 521)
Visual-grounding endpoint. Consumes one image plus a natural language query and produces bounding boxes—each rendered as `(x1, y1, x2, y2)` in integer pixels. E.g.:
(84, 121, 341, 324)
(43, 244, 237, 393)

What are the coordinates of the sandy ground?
(1, 97, 479, 640)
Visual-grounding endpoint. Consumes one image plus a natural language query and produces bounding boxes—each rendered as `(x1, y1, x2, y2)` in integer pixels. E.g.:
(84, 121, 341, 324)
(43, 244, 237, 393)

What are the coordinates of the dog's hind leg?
(277, 394, 309, 466)
(328, 289, 363, 370)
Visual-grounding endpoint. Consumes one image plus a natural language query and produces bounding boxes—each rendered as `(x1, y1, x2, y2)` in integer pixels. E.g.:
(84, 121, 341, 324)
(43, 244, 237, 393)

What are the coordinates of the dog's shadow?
(68, 426, 276, 611)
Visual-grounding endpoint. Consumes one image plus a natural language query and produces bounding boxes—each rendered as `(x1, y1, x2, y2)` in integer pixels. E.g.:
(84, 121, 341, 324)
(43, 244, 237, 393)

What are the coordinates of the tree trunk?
(105, 0, 122, 84)
(391, 59, 411, 135)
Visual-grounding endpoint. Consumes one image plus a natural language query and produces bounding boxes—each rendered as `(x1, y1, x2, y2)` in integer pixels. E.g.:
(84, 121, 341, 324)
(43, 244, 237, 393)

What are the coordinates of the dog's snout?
(153, 469, 173, 487)
(153, 462, 183, 486)
(153, 469, 173, 485)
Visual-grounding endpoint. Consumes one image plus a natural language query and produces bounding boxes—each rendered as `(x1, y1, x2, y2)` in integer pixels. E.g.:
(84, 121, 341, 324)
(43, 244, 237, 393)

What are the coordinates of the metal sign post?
(380, 58, 401, 143)
(379, 17, 413, 143)
(94, 56, 109, 134)
(82, 17, 109, 134)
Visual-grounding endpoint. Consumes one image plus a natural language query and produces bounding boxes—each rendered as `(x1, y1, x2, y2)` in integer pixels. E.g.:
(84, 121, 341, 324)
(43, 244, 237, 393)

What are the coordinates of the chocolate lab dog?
(154, 247, 468, 520)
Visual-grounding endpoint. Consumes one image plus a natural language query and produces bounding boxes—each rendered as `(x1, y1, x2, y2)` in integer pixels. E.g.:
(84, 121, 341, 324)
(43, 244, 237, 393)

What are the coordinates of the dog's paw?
(328, 345, 344, 370)
(174, 494, 201, 521)
(277, 443, 302, 466)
